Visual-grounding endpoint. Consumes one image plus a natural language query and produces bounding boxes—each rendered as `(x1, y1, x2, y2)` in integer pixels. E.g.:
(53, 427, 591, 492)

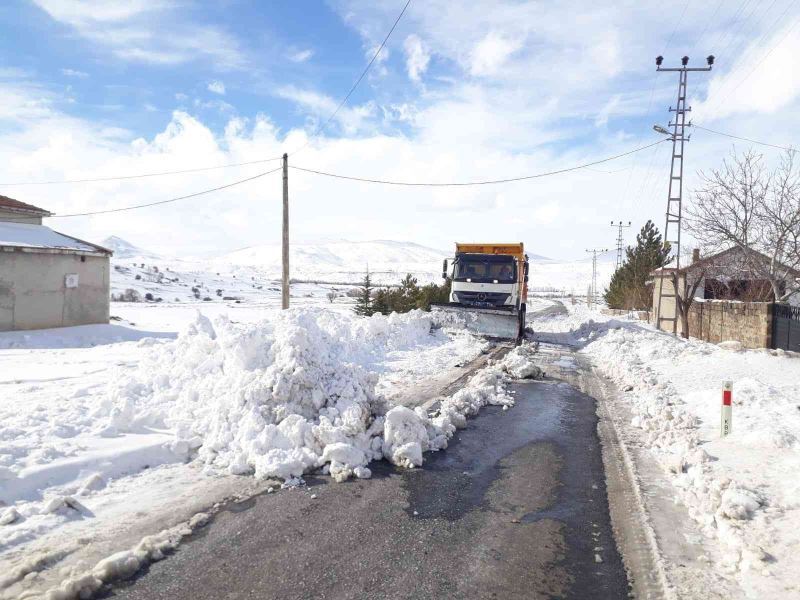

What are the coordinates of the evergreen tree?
(416, 278, 452, 310)
(372, 287, 390, 315)
(604, 220, 671, 309)
(395, 274, 420, 312)
(353, 268, 374, 316)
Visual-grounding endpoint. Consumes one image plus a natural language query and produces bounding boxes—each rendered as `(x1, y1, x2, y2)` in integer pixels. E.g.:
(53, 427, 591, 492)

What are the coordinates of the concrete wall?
(0, 250, 109, 331)
(650, 273, 685, 333)
(687, 301, 772, 349)
(0, 210, 42, 225)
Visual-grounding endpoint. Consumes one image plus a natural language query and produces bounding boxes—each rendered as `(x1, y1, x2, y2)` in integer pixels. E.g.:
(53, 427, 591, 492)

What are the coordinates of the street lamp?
(653, 124, 671, 136)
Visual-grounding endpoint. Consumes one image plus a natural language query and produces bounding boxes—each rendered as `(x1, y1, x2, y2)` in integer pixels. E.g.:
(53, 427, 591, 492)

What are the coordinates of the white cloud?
(31, 1, 246, 70)
(6, 1, 800, 260)
(694, 25, 800, 121)
(595, 95, 620, 127)
(207, 80, 226, 95)
(403, 34, 430, 82)
(32, 0, 166, 25)
(60, 68, 89, 78)
(288, 48, 314, 63)
(275, 85, 376, 135)
(469, 31, 521, 77)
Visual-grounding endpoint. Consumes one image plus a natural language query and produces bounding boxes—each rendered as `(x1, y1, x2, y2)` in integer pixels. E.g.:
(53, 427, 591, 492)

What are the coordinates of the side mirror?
(442, 259, 448, 279)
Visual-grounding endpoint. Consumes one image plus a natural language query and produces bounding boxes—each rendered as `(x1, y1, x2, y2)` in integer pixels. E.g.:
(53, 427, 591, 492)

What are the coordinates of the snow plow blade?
(431, 304, 521, 341)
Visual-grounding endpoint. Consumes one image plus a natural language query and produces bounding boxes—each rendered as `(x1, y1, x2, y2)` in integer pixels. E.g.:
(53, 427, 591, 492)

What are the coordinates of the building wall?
(687, 301, 772, 349)
(650, 273, 686, 333)
(0, 250, 109, 331)
(0, 210, 42, 225)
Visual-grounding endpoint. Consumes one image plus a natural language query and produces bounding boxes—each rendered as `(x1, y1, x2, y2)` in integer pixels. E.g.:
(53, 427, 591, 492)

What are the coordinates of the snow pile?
(383, 355, 520, 467)
(96, 309, 535, 484)
(17, 512, 210, 600)
(536, 305, 800, 594)
(502, 343, 544, 379)
(586, 325, 800, 576)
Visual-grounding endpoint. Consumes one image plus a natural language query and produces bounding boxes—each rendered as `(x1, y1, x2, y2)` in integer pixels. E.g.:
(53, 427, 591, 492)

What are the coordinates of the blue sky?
(1, 1, 799, 259)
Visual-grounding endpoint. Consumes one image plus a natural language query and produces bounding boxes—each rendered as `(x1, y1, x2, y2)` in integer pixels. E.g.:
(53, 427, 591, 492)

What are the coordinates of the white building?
(0, 195, 112, 331)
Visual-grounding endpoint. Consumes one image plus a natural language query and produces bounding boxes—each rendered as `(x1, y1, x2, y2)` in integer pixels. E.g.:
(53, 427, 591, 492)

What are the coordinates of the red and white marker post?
(721, 381, 733, 437)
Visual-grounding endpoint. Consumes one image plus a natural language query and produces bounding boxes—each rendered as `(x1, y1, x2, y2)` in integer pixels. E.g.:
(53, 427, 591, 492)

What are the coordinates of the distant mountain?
(219, 240, 449, 284)
(102, 236, 158, 259)
(578, 249, 618, 263)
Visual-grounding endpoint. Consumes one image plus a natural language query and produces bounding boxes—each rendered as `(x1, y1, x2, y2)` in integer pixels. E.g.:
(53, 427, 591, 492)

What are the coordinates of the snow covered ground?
(531, 303, 800, 599)
(0, 295, 540, 598)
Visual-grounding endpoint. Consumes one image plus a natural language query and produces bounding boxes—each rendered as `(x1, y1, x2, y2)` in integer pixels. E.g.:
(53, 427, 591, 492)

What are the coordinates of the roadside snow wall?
(97, 309, 528, 483)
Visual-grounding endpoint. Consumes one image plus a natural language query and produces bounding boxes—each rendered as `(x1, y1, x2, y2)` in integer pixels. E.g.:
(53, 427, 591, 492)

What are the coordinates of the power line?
(703, 2, 798, 115)
(691, 0, 726, 57)
(289, 0, 412, 157)
(290, 139, 667, 187)
(44, 166, 282, 218)
(692, 123, 795, 152)
(0, 157, 283, 187)
(662, 0, 691, 56)
(713, 0, 755, 58)
(714, 13, 800, 108)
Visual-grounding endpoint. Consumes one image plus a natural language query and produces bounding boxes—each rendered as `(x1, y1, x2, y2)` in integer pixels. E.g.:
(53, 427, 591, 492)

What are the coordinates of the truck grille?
(453, 291, 511, 307)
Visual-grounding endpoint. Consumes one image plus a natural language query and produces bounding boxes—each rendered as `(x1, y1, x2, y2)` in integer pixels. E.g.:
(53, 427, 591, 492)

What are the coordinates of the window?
(453, 254, 516, 282)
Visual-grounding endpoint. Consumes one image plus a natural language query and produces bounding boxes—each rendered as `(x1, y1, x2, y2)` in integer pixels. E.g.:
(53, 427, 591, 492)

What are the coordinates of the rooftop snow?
(0, 222, 109, 254)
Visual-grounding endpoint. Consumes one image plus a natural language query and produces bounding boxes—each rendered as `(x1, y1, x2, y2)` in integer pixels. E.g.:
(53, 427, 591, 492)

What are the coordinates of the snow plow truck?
(432, 243, 529, 341)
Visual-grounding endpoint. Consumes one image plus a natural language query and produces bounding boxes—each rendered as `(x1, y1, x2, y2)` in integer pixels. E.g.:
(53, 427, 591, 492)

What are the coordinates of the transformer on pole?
(653, 55, 714, 335)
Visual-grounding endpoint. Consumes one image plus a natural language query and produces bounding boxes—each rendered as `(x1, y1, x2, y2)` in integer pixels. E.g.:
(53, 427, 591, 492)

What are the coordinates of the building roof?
(0, 195, 53, 216)
(653, 246, 800, 278)
(0, 222, 112, 255)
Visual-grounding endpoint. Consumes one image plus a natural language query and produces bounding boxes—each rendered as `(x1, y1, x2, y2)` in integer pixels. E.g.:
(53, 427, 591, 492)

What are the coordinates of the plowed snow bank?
(96, 309, 529, 482)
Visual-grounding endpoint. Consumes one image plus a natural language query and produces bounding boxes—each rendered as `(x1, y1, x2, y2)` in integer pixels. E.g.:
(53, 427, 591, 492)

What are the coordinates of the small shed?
(0, 196, 112, 331)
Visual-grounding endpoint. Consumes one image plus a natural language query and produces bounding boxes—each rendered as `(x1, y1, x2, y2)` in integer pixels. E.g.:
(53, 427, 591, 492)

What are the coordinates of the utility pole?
(282, 152, 290, 310)
(653, 54, 713, 334)
(585, 248, 608, 308)
(610, 220, 632, 270)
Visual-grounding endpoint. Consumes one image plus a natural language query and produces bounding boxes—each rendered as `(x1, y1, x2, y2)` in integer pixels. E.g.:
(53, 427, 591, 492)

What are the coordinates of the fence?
(772, 304, 800, 352)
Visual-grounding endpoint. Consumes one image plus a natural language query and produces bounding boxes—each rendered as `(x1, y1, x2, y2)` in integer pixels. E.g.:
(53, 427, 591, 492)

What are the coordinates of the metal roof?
(0, 222, 111, 255)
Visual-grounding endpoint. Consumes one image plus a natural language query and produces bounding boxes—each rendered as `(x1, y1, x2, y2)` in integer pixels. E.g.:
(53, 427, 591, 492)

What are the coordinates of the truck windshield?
(454, 254, 516, 282)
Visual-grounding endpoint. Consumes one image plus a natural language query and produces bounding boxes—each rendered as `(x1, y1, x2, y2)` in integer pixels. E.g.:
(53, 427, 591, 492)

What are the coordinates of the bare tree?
(687, 149, 800, 302)
(670, 266, 706, 339)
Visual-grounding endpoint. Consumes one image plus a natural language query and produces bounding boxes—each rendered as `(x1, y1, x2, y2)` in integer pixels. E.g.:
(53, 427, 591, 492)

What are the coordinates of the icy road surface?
(104, 377, 628, 600)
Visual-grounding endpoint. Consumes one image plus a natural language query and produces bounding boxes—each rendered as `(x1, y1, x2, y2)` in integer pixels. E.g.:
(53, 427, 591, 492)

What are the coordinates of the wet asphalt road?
(104, 377, 628, 600)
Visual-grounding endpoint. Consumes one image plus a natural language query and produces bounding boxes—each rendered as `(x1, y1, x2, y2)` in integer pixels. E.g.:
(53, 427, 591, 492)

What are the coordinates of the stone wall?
(687, 301, 772, 349)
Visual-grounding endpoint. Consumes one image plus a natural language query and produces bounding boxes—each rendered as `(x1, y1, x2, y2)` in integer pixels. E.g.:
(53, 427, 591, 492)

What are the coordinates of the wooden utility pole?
(282, 152, 290, 310)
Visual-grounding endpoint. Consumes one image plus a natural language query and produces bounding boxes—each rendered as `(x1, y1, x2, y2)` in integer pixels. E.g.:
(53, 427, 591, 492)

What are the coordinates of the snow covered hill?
(101, 236, 159, 259)
(219, 239, 450, 284)
(104, 236, 610, 307)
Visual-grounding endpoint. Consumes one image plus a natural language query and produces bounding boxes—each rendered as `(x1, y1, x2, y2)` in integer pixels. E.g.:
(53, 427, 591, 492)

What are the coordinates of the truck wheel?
(517, 304, 526, 343)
